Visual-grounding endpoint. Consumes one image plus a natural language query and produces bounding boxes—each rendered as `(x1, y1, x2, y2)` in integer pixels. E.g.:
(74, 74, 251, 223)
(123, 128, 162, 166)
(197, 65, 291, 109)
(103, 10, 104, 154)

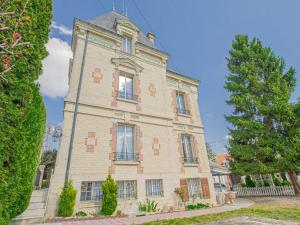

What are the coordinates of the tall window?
(80, 181, 103, 201)
(118, 74, 134, 100)
(176, 92, 188, 114)
(116, 124, 135, 160)
(118, 180, 137, 199)
(122, 36, 132, 54)
(146, 179, 163, 197)
(181, 134, 196, 163)
(187, 178, 202, 198)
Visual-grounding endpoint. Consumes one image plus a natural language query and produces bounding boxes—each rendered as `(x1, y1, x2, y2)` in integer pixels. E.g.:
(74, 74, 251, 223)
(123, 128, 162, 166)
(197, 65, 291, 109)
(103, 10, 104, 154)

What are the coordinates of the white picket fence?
(234, 186, 295, 197)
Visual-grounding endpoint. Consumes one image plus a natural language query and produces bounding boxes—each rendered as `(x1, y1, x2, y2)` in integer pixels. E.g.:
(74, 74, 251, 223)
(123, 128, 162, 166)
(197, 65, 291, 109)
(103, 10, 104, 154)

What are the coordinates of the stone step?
(30, 196, 44, 203)
(17, 208, 45, 218)
(11, 216, 44, 225)
(27, 202, 45, 210)
(31, 190, 46, 198)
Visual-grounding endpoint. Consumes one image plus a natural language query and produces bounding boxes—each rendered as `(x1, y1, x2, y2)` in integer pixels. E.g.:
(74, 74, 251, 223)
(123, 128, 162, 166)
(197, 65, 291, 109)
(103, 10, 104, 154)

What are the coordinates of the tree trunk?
(287, 171, 300, 196)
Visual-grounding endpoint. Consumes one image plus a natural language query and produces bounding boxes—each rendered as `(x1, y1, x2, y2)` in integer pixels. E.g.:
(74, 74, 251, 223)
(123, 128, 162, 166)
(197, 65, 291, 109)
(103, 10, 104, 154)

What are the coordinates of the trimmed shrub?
(58, 181, 77, 217)
(101, 175, 118, 215)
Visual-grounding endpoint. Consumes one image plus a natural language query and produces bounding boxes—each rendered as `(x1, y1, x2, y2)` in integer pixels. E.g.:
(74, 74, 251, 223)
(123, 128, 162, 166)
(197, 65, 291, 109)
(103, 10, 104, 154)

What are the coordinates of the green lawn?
(142, 204, 300, 225)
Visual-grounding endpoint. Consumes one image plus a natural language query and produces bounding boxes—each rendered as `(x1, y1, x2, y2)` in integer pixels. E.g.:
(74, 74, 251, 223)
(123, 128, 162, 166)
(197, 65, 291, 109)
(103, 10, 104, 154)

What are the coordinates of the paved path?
(41, 198, 253, 225)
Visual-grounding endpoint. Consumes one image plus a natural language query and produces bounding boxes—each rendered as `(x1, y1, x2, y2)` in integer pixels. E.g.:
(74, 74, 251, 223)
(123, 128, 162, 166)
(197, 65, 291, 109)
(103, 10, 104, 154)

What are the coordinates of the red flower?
(13, 32, 21, 41)
(3, 58, 10, 64)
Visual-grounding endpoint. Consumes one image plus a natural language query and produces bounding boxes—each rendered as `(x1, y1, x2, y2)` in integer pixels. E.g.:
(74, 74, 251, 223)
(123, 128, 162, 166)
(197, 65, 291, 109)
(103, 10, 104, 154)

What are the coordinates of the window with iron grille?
(187, 178, 202, 198)
(117, 180, 137, 199)
(116, 124, 135, 161)
(80, 181, 103, 201)
(145, 179, 163, 197)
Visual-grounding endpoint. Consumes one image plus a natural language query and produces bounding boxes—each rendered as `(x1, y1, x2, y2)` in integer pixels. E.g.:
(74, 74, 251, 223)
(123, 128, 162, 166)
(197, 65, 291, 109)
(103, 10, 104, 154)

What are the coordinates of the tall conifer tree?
(225, 35, 299, 194)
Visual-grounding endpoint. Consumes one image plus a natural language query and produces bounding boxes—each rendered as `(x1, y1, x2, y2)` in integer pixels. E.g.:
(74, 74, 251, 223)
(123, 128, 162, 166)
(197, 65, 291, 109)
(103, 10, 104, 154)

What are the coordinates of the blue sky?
(43, 0, 300, 153)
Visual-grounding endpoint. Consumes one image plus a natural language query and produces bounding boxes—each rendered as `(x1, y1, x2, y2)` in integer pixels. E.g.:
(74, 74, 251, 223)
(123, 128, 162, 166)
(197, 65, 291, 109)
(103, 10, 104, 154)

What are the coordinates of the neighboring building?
(46, 10, 216, 217)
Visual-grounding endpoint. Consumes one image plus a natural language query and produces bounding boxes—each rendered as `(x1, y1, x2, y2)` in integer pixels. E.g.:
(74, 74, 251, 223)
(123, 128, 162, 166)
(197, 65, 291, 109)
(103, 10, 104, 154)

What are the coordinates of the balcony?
(176, 108, 191, 115)
(118, 91, 138, 101)
(113, 152, 140, 162)
(184, 156, 198, 164)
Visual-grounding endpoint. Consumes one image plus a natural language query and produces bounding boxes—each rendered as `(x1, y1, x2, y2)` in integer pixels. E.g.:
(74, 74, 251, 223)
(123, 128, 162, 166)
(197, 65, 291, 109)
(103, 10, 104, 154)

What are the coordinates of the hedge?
(0, 0, 52, 224)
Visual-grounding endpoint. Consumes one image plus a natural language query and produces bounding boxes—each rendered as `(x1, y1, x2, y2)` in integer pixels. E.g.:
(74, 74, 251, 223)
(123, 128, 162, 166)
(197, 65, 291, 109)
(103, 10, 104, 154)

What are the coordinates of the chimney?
(146, 32, 155, 45)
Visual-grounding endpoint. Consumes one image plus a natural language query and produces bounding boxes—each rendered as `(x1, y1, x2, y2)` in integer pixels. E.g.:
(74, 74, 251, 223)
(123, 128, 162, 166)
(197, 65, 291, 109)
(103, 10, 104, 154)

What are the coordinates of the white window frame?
(117, 180, 137, 199)
(116, 124, 135, 161)
(122, 36, 132, 54)
(145, 179, 163, 197)
(118, 73, 134, 100)
(187, 178, 202, 198)
(80, 181, 103, 201)
(176, 92, 187, 114)
(181, 134, 195, 163)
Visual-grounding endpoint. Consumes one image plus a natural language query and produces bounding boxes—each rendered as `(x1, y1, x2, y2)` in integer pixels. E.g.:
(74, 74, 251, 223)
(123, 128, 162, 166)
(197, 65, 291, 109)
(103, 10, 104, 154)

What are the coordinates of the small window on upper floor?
(122, 36, 132, 54)
(176, 92, 190, 115)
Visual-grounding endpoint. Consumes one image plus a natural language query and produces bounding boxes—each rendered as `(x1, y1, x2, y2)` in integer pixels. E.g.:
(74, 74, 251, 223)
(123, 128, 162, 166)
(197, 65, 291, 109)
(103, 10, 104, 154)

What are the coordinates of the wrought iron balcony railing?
(176, 108, 191, 115)
(184, 156, 198, 164)
(118, 91, 138, 101)
(113, 152, 140, 161)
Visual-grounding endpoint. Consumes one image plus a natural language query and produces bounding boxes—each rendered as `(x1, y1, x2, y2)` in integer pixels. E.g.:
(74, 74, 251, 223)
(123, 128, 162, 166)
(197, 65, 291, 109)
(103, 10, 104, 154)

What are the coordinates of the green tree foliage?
(0, 0, 52, 224)
(245, 175, 256, 187)
(225, 35, 295, 172)
(58, 181, 77, 217)
(206, 142, 216, 162)
(225, 34, 300, 194)
(101, 175, 118, 215)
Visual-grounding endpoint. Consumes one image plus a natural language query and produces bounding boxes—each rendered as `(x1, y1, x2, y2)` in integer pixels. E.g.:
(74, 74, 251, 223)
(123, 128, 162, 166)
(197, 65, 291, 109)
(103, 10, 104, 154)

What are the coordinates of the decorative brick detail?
(171, 90, 178, 121)
(148, 83, 156, 97)
(92, 68, 103, 84)
(177, 134, 184, 173)
(152, 138, 160, 156)
(109, 122, 117, 174)
(192, 136, 202, 173)
(111, 69, 120, 107)
(137, 165, 144, 174)
(84, 132, 98, 152)
(134, 75, 142, 111)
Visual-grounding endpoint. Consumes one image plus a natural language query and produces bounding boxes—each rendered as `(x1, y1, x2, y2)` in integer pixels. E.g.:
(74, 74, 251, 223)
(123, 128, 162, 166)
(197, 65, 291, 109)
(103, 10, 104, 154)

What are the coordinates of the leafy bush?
(245, 175, 256, 187)
(101, 175, 118, 215)
(138, 199, 159, 212)
(0, 0, 51, 224)
(272, 174, 291, 186)
(186, 203, 209, 210)
(174, 187, 186, 203)
(58, 181, 77, 217)
(263, 180, 270, 187)
(75, 211, 87, 217)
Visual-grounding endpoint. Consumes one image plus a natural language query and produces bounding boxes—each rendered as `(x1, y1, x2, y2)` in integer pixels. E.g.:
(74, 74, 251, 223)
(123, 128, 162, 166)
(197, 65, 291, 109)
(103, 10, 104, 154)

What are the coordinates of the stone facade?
(45, 11, 216, 218)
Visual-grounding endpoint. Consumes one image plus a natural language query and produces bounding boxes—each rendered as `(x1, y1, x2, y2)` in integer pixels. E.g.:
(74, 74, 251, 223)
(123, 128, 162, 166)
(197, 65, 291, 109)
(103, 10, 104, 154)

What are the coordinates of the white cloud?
(51, 21, 72, 36)
(38, 38, 72, 98)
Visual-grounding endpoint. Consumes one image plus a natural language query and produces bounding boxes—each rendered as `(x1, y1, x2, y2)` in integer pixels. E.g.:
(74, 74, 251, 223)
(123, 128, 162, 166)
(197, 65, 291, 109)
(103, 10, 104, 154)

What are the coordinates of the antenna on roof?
(122, 0, 125, 15)
(112, 0, 115, 12)
(125, 7, 128, 17)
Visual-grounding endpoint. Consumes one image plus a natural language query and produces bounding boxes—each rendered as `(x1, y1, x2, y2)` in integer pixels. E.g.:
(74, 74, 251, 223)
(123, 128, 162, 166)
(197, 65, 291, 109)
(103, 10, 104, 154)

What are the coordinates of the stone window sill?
(177, 113, 192, 118)
(113, 161, 140, 165)
(117, 97, 138, 104)
(184, 163, 198, 167)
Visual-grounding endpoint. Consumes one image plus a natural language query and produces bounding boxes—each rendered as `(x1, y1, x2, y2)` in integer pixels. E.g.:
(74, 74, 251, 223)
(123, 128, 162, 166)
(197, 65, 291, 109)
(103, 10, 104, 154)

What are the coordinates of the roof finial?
(112, 0, 115, 12)
(122, 0, 125, 15)
(125, 7, 128, 17)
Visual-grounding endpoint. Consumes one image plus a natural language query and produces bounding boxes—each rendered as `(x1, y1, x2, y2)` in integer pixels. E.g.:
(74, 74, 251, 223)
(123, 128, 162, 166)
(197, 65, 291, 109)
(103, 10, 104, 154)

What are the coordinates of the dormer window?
(122, 36, 132, 54)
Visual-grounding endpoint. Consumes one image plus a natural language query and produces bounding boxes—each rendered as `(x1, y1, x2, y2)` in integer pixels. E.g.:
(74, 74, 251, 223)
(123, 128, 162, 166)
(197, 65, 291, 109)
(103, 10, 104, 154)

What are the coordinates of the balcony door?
(117, 124, 134, 160)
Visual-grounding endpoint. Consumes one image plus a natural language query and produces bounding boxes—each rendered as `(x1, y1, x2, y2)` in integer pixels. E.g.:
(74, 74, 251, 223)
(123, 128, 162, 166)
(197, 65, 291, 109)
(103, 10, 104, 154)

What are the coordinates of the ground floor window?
(117, 180, 137, 199)
(146, 179, 163, 197)
(187, 178, 201, 198)
(80, 181, 103, 201)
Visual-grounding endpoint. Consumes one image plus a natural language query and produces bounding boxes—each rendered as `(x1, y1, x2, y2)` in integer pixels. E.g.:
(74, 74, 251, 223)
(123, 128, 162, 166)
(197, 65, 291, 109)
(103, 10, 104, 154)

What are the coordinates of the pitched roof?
(88, 11, 156, 49)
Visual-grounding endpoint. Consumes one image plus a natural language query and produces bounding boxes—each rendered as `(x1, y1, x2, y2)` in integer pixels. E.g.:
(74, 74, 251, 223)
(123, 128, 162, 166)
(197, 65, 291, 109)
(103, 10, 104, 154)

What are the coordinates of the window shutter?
(179, 179, 189, 201)
(200, 178, 210, 199)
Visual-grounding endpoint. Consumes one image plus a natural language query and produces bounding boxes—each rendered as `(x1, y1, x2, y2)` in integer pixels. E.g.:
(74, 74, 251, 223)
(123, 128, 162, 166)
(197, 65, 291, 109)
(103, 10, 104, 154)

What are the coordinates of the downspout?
(64, 30, 90, 186)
